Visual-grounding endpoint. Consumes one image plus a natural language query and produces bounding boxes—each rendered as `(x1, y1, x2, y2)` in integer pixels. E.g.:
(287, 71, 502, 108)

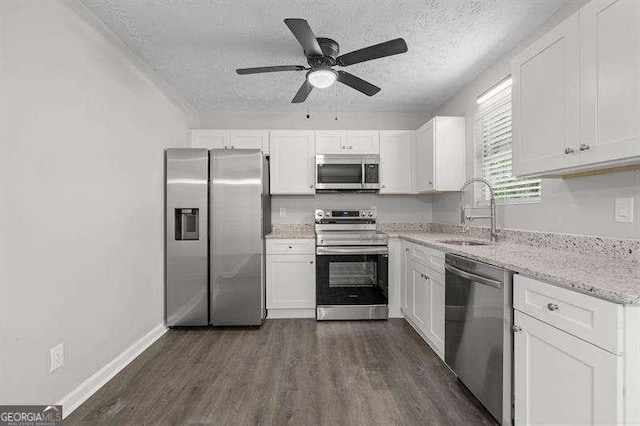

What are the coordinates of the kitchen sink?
(438, 239, 490, 246)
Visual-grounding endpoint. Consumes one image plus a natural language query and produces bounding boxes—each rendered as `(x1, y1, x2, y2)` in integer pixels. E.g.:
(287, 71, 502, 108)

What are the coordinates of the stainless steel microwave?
(315, 154, 380, 192)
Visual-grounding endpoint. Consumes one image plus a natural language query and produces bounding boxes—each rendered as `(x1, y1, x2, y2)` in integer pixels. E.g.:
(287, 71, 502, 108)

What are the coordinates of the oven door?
(316, 246, 388, 307)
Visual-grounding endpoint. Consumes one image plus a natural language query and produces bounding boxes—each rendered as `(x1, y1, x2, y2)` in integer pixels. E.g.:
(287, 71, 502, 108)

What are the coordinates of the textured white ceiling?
(82, 0, 565, 113)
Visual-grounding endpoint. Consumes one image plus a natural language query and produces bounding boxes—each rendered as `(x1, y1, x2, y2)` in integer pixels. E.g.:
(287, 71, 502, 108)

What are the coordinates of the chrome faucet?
(459, 177, 498, 242)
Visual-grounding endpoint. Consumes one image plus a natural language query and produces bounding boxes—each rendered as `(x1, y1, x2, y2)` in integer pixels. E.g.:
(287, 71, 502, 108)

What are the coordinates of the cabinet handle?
(579, 143, 591, 151)
(309, 184, 314, 188)
(405, 248, 410, 252)
(381, 185, 386, 188)
(428, 181, 433, 185)
(310, 260, 314, 264)
(231, 145, 235, 149)
(547, 303, 559, 311)
(564, 147, 574, 154)
(349, 145, 353, 149)
(224, 145, 228, 149)
(288, 245, 292, 249)
(512, 325, 522, 333)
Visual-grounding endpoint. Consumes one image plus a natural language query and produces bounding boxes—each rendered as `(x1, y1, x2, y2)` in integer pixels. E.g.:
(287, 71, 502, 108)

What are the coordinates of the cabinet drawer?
(514, 275, 622, 354)
(266, 239, 315, 255)
(405, 242, 444, 274)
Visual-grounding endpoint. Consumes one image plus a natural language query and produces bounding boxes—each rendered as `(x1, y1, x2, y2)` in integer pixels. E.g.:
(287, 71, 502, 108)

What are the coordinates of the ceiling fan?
(236, 19, 408, 103)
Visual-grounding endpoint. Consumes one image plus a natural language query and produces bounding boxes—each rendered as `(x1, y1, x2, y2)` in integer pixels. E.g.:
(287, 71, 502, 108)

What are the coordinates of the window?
(475, 80, 541, 204)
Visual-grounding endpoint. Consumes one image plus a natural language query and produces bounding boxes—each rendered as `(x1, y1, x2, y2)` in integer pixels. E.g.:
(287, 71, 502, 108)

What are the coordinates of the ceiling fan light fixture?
(307, 68, 337, 89)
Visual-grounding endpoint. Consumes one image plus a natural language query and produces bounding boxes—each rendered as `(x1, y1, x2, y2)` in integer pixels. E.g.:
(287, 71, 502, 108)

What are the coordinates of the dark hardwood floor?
(66, 319, 496, 425)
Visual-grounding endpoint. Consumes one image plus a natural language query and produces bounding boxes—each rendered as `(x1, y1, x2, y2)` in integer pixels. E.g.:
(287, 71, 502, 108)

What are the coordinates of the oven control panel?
(315, 208, 377, 220)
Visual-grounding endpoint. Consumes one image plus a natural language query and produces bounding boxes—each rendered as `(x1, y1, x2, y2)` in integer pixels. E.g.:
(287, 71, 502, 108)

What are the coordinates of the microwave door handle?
(444, 264, 502, 289)
(361, 162, 366, 188)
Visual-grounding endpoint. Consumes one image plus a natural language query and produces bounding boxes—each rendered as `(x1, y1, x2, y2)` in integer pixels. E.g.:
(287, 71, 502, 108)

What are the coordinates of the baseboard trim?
(58, 323, 167, 418)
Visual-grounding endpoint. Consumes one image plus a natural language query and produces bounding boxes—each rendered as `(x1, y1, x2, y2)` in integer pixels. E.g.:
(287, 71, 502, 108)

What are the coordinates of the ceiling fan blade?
(337, 71, 380, 96)
(236, 65, 305, 75)
(284, 19, 323, 57)
(292, 80, 313, 103)
(337, 38, 408, 67)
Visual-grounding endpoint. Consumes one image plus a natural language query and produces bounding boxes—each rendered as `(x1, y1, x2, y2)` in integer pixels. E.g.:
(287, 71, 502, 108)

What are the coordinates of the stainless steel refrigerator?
(165, 148, 271, 327)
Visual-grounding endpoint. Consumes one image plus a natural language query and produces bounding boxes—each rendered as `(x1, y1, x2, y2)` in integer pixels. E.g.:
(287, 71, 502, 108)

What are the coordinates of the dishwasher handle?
(445, 263, 503, 289)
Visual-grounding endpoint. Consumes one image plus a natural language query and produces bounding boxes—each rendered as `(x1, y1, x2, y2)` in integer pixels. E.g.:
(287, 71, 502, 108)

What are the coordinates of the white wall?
(272, 194, 433, 225)
(430, 0, 640, 239)
(197, 111, 429, 130)
(0, 0, 192, 407)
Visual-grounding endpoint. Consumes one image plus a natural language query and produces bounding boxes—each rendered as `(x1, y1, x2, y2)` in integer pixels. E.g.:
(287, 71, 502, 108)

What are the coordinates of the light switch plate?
(615, 198, 634, 223)
(278, 207, 286, 218)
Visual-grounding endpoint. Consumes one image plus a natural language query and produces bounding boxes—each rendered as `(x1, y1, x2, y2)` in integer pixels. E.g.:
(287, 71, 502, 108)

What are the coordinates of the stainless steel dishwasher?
(444, 253, 513, 425)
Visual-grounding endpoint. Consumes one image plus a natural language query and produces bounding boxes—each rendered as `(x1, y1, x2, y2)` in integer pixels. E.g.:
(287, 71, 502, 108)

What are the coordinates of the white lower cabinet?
(513, 310, 622, 425)
(513, 275, 640, 425)
(266, 239, 316, 318)
(401, 240, 445, 359)
(387, 238, 403, 318)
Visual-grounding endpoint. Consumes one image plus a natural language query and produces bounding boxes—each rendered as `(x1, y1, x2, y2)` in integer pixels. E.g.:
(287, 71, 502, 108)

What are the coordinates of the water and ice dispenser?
(174, 208, 199, 240)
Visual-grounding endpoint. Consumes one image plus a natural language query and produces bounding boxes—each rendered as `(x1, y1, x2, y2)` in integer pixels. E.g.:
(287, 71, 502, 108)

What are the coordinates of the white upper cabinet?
(414, 116, 465, 192)
(347, 131, 380, 154)
(379, 131, 414, 194)
(579, 0, 640, 165)
(315, 131, 348, 154)
(512, 0, 640, 177)
(190, 130, 269, 153)
(315, 130, 380, 154)
(229, 130, 270, 153)
(190, 130, 230, 149)
(512, 14, 580, 176)
(269, 130, 315, 195)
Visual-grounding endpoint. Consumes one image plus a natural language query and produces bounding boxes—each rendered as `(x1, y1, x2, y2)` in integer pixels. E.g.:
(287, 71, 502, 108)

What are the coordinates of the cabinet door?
(580, 0, 640, 165)
(426, 271, 445, 356)
(269, 131, 315, 194)
(410, 261, 430, 334)
(401, 245, 411, 316)
(266, 254, 316, 309)
(514, 311, 621, 425)
(512, 14, 580, 176)
(379, 131, 414, 194)
(415, 121, 435, 192)
(190, 130, 230, 149)
(229, 130, 269, 154)
(387, 238, 402, 317)
(316, 131, 348, 154)
(346, 131, 380, 154)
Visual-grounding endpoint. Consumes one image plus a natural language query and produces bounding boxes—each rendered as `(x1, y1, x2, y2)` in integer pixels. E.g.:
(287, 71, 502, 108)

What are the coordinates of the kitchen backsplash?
(271, 193, 434, 224)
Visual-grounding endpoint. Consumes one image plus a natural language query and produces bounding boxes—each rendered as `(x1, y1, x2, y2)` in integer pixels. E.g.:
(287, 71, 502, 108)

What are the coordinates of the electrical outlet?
(279, 207, 286, 218)
(50, 343, 64, 372)
(615, 198, 634, 223)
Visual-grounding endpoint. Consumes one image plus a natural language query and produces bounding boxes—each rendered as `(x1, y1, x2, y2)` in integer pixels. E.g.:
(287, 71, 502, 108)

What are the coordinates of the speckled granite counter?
(265, 224, 314, 239)
(393, 231, 640, 306)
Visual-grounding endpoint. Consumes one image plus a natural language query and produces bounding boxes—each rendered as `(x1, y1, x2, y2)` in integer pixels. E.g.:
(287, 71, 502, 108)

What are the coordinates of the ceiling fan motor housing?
(306, 37, 340, 67)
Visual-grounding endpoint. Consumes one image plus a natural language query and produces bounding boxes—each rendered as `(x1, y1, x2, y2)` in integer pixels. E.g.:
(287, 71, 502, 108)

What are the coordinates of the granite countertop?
(394, 231, 640, 306)
(265, 224, 315, 239)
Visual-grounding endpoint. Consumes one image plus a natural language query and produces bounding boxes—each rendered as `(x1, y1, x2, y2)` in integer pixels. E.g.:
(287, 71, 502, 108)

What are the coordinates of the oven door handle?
(444, 264, 502, 289)
(316, 246, 389, 255)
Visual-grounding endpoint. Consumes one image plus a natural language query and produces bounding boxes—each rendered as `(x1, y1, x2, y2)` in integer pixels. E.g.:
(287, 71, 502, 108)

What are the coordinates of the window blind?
(475, 86, 541, 204)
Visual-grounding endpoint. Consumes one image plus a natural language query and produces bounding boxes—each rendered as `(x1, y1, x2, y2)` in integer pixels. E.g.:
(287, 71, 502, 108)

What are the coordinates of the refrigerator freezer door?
(210, 149, 265, 326)
(166, 148, 209, 326)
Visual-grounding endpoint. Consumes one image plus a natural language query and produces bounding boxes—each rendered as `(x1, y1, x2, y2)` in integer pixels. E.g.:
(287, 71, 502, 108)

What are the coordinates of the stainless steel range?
(315, 208, 389, 320)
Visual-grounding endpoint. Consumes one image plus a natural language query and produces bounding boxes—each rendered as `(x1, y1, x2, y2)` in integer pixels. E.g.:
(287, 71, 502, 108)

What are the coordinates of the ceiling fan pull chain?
(334, 82, 338, 121)
(306, 84, 311, 119)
